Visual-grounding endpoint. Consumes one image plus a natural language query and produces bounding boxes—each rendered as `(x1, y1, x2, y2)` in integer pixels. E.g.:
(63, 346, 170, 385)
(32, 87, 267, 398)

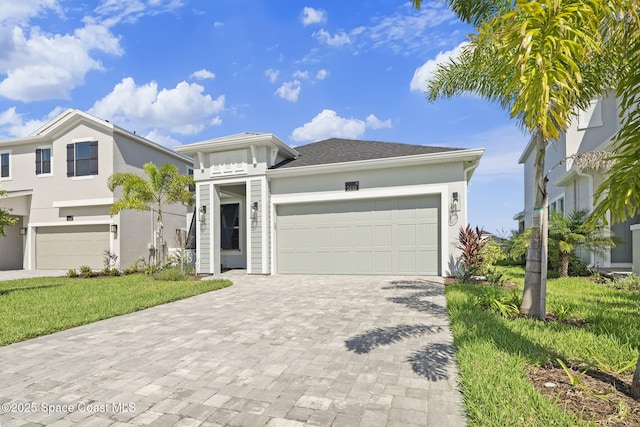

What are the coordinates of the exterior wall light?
(19, 227, 27, 235)
(110, 224, 118, 234)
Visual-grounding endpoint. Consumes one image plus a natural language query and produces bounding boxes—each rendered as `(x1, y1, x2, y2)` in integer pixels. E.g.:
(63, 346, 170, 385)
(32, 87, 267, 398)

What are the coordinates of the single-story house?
(175, 133, 484, 276)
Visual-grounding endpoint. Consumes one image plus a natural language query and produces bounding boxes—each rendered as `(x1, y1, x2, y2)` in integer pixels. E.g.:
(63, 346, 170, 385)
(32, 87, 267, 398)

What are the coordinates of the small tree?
(108, 162, 194, 266)
(0, 187, 19, 236)
(548, 210, 615, 277)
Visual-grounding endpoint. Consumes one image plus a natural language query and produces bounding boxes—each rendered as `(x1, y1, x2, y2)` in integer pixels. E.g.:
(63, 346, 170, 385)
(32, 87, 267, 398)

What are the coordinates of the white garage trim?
(270, 184, 449, 275)
(26, 220, 115, 270)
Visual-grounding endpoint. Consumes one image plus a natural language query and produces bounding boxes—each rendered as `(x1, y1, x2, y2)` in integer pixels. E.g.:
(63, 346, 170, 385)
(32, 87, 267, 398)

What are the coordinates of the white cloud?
(90, 77, 225, 135)
(293, 70, 310, 80)
(410, 41, 469, 92)
(301, 7, 326, 26)
(313, 29, 351, 47)
(0, 106, 64, 138)
(0, 23, 122, 101)
(291, 109, 392, 142)
(265, 68, 279, 84)
(363, 2, 456, 54)
(365, 114, 392, 130)
(213, 21, 224, 27)
(0, 0, 61, 23)
(144, 128, 181, 147)
(316, 69, 329, 80)
(275, 80, 301, 102)
(94, 0, 184, 25)
(190, 69, 215, 80)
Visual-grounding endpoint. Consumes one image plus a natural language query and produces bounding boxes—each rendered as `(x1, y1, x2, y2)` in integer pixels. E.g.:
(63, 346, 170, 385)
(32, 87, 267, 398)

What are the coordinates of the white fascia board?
(630, 224, 640, 231)
(267, 148, 485, 178)
(175, 133, 299, 158)
(5, 190, 34, 198)
(271, 183, 448, 205)
(28, 220, 113, 227)
(518, 134, 537, 164)
(0, 135, 50, 148)
(52, 198, 114, 208)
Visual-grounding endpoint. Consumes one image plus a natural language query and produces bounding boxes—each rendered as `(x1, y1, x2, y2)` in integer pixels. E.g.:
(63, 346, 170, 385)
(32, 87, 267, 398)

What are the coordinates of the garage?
(36, 225, 110, 270)
(276, 196, 440, 275)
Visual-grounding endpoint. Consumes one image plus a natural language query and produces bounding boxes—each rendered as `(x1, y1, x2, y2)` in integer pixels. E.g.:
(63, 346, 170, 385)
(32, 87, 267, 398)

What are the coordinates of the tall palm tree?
(548, 210, 615, 278)
(108, 162, 194, 265)
(412, 0, 631, 319)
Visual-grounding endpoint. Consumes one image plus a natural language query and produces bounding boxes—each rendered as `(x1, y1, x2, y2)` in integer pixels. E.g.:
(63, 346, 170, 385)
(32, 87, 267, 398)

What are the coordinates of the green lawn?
(0, 274, 231, 346)
(447, 266, 640, 426)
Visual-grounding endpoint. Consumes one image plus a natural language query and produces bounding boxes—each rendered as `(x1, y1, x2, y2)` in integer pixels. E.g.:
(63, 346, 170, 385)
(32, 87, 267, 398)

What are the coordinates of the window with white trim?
(67, 141, 98, 177)
(577, 99, 603, 130)
(0, 150, 10, 179)
(36, 146, 52, 175)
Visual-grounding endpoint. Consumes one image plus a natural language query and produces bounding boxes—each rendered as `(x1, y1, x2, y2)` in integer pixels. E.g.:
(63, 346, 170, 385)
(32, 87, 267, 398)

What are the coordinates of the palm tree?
(548, 210, 615, 278)
(411, 0, 632, 319)
(108, 162, 194, 265)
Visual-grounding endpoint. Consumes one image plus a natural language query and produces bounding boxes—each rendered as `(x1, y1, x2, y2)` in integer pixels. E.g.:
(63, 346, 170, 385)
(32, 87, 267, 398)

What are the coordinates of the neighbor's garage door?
(36, 225, 110, 270)
(276, 196, 440, 275)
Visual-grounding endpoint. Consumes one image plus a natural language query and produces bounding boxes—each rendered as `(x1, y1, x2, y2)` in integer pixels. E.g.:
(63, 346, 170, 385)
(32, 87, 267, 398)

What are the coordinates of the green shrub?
(107, 268, 120, 277)
(152, 266, 191, 281)
(567, 254, 590, 276)
(475, 287, 521, 318)
(67, 269, 77, 278)
(79, 265, 94, 278)
(607, 274, 640, 292)
(479, 239, 503, 274)
(485, 267, 506, 287)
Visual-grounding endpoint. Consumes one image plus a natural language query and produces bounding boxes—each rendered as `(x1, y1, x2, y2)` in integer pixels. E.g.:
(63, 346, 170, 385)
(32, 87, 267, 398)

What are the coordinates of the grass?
(447, 266, 640, 426)
(0, 274, 232, 346)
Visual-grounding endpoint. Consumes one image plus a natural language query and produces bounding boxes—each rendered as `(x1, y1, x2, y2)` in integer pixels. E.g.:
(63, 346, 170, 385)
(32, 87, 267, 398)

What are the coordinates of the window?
(187, 167, 195, 192)
(0, 151, 9, 179)
(67, 141, 98, 177)
(221, 203, 240, 250)
(36, 147, 52, 175)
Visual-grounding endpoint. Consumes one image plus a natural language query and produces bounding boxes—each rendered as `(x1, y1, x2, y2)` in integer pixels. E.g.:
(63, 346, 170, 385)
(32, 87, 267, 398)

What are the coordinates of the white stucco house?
(517, 91, 639, 270)
(175, 133, 484, 276)
(0, 109, 193, 271)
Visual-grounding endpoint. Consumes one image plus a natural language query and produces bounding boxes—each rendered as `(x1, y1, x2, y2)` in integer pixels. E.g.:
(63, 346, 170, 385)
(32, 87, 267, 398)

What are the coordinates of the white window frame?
(577, 98, 603, 130)
(0, 149, 11, 181)
(550, 195, 565, 214)
(36, 145, 53, 177)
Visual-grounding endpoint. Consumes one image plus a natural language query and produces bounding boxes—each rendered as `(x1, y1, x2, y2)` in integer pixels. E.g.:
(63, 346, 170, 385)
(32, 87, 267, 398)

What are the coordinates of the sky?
(0, 0, 528, 234)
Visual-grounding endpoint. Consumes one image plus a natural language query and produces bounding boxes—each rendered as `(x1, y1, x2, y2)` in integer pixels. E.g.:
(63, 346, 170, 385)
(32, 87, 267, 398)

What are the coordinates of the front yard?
(0, 274, 231, 346)
(447, 266, 640, 426)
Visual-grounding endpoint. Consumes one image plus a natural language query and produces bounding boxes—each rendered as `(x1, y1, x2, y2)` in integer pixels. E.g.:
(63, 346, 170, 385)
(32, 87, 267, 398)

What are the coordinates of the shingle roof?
(274, 138, 464, 169)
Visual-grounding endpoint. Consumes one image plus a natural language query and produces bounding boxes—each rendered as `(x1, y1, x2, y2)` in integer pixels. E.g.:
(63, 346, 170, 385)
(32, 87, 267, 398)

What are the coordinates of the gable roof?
(274, 138, 464, 169)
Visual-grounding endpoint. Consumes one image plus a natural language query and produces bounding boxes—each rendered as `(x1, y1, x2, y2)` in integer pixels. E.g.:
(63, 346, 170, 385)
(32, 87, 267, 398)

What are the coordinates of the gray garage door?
(276, 196, 440, 275)
(36, 225, 110, 270)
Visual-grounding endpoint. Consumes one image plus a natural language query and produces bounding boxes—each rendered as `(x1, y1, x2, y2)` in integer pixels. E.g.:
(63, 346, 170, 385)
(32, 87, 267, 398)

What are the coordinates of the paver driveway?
(0, 273, 466, 427)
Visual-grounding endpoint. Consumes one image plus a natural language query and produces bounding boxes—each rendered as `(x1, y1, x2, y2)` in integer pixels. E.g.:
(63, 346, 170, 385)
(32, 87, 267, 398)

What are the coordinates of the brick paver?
(0, 273, 466, 426)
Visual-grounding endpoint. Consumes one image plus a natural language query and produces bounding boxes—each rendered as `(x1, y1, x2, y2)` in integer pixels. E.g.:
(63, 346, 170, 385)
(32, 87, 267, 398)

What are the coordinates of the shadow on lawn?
(0, 283, 65, 297)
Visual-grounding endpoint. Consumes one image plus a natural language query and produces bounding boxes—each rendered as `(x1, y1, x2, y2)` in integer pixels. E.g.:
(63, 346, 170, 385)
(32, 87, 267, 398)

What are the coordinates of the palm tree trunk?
(559, 251, 570, 278)
(521, 131, 548, 320)
(633, 354, 640, 400)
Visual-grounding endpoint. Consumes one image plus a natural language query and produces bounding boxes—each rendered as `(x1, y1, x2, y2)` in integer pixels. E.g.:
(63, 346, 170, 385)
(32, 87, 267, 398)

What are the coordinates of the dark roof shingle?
(274, 138, 464, 169)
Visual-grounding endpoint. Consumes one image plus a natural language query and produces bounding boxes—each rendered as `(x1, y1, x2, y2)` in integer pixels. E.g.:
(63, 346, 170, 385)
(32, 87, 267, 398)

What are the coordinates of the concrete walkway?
(0, 274, 466, 427)
(0, 269, 67, 281)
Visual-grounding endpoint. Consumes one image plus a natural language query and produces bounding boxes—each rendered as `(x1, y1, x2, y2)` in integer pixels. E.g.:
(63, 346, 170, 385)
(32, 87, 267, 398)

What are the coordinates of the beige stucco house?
(0, 109, 193, 271)
(517, 91, 640, 270)
(175, 133, 484, 276)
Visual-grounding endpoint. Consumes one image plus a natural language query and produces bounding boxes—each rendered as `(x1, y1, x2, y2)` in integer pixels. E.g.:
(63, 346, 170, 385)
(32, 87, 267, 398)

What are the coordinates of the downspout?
(576, 170, 596, 267)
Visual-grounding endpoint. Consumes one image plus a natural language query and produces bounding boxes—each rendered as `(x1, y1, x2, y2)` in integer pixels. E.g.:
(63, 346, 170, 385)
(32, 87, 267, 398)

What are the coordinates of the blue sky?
(0, 0, 527, 234)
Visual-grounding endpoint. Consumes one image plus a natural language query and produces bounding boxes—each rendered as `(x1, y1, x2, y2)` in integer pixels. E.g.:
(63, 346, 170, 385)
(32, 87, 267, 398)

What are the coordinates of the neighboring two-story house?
(176, 133, 484, 276)
(0, 109, 193, 271)
(517, 91, 639, 269)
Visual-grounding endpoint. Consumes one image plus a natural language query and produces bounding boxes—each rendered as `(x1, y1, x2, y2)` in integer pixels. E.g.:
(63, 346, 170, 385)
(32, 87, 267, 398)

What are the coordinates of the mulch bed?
(529, 363, 640, 426)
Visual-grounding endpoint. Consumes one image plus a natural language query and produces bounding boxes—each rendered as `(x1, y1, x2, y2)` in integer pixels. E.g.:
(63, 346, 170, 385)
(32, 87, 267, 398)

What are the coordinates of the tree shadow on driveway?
(345, 278, 456, 381)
